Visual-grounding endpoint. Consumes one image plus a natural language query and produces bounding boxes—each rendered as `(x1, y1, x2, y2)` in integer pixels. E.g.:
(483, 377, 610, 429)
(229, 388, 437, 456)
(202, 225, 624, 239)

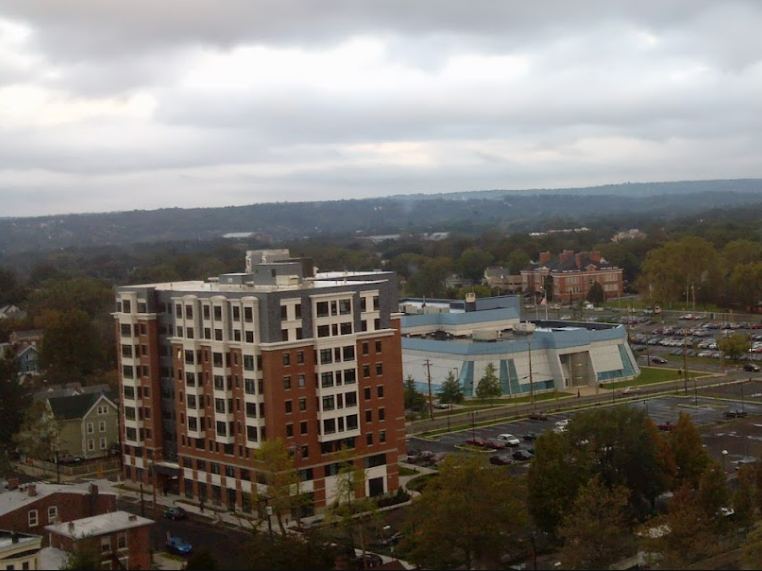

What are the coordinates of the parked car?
(724, 410, 749, 419)
(744, 363, 761, 372)
(528, 411, 548, 421)
(555, 419, 570, 429)
(657, 422, 677, 432)
(433, 452, 449, 465)
(496, 434, 520, 447)
(512, 449, 534, 462)
(650, 357, 668, 364)
(523, 432, 539, 441)
(381, 532, 404, 547)
(489, 454, 513, 466)
(622, 386, 642, 396)
(465, 437, 486, 447)
(165, 536, 193, 556)
(485, 439, 506, 450)
(163, 507, 187, 521)
(736, 457, 758, 471)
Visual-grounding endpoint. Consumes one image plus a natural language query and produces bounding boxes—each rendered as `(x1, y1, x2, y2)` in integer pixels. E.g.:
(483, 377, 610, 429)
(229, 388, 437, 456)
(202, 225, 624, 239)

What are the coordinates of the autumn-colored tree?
(696, 460, 730, 528)
(742, 525, 762, 569)
(670, 412, 711, 489)
(644, 486, 714, 569)
(558, 476, 633, 570)
(733, 465, 756, 532)
(403, 454, 527, 569)
(39, 309, 103, 383)
(14, 400, 62, 462)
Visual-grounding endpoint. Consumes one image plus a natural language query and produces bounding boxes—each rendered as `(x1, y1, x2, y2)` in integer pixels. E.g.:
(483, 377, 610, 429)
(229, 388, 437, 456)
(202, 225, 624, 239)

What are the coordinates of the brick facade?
(0, 484, 116, 545)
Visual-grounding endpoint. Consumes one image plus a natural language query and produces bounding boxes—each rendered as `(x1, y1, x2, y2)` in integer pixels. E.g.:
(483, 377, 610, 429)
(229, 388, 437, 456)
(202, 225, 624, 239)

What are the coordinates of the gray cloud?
(1, 1, 762, 216)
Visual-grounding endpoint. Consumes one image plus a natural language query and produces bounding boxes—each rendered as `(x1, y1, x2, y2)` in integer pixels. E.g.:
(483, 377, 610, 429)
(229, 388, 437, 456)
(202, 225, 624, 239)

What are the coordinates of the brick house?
(0, 481, 116, 544)
(8, 330, 43, 350)
(521, 250, 624, 303)
(46, 511, 154, 571)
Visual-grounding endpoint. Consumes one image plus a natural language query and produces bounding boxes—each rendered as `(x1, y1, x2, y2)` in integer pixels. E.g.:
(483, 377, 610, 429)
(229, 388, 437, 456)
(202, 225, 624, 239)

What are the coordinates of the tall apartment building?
(114, 250, 405, 514)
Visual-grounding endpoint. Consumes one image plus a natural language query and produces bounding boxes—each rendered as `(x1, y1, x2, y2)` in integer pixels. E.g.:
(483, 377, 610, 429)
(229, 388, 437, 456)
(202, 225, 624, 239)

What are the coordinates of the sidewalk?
(114, 480, 268, 532)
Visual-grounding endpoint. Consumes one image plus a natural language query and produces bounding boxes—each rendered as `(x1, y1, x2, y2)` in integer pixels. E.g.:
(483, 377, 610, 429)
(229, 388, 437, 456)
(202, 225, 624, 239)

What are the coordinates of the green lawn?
(460, 390, 574, 407)
(603, 366, 685, 389)
(399, 466, 418, 477)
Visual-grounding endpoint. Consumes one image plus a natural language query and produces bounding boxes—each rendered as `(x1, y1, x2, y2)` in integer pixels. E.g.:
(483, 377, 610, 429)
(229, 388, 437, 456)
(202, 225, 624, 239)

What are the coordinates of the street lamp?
(722, 449, 728, 472)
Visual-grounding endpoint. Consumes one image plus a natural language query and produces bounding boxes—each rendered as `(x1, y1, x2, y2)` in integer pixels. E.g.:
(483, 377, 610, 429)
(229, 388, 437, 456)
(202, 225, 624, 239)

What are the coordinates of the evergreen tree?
(475, 363, 501, 406)
(403, 376, 426, 411)
(438, 371, 464, 406)
(0, 351, 30, 472)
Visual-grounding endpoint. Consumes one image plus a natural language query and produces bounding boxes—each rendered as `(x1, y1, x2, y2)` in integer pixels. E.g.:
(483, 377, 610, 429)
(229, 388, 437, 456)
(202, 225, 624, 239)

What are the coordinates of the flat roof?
(0, 481, 115, 518)
(46, 511, 153, 539)
(0, 530, 41, 551)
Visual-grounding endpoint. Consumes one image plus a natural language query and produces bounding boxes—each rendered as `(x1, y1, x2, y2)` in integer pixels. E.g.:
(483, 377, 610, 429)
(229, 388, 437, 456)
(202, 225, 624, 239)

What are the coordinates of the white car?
(555, 419, 569, 428)
(622, 386, 642, 395)
(497, 434, 520, 447)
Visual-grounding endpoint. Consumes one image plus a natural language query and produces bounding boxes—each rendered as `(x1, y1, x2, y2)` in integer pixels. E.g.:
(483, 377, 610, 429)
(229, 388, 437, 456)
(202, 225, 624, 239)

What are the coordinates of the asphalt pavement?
(117, 498, 253, 570)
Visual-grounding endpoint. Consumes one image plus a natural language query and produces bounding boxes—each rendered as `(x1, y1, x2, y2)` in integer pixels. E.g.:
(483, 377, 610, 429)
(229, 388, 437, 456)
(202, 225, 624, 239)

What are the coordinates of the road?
(407, 393, 762, 472)
(117, 498, 253, 569)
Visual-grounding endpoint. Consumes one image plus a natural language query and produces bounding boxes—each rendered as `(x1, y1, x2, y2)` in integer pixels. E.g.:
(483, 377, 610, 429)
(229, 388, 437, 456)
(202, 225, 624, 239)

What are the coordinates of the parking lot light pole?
(470, 412, 476, 441)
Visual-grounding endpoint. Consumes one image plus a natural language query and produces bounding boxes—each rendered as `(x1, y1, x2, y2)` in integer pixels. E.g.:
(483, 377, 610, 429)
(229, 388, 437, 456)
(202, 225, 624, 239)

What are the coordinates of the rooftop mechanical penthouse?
(114, 250, 405, 513)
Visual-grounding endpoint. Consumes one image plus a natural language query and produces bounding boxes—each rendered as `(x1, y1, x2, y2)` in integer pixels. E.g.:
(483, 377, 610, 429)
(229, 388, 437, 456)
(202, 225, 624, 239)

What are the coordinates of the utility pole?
(424, 359, 434, 421)
(528, 339, 535, 409)
(683, 332, 688, 395)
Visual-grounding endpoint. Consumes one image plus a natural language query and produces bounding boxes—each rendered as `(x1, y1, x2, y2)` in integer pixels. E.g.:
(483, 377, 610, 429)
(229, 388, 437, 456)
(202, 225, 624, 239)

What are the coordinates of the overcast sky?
(1, 1, 761, 217)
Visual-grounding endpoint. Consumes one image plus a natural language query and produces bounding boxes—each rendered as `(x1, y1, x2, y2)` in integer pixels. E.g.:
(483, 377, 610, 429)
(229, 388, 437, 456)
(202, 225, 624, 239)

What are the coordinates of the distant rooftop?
(0, 481, 115, 518)
(0, 530, 41, 551)
(46, 511, 153, 539)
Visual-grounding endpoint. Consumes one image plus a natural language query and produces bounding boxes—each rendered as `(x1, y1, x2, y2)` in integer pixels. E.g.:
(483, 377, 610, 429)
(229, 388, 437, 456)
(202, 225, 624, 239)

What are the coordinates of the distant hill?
(2, 179, 762, 254)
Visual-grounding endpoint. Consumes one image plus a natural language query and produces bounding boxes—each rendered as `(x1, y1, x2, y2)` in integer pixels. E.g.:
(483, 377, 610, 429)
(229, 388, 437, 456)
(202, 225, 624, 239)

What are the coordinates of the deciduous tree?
(403, 454, 527, 570)
(717, 332, 751, 362)
(558, 476, 633, 570)
(585, 281, 605, 305)
(670, 412, 711, 489)
(255, 438, 304, 534)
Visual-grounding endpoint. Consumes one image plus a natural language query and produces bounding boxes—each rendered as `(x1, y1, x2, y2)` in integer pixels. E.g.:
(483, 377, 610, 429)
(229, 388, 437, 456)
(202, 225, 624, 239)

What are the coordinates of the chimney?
(574, 253, 582, 269)
(68, 522, 75, 532)
(538, 251, 552, 265)
(27, 484, 37, 497)
(11, 532, 18, 544)
(7, 478, 19, 491)
(128, 514, 137, 521)
(558, 250, 574, 264)
(89, 483, 99, 497)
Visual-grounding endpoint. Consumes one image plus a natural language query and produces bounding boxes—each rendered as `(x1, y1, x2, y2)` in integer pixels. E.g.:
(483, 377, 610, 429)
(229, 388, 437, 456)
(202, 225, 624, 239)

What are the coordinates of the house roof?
(34, 383, 110, 402)
(0, 343, 35, 359)
(525, 252, 619, 273)
(45, 511, 153, 539)
(0, 480, 115, 518)
(47, 392, 117, 421)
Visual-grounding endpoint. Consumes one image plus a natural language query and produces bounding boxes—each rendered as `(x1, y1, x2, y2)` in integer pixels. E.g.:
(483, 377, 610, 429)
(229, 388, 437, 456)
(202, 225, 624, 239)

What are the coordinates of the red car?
(529, 411, 548, 421)
(657, 422, 676, 432)
(465, 437, 486, 447)
(485, 439, 506, 450)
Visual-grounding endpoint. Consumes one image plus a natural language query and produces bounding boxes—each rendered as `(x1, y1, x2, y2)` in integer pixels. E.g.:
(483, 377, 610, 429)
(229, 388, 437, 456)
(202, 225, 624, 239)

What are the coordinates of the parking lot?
(407, 394, 762, 471)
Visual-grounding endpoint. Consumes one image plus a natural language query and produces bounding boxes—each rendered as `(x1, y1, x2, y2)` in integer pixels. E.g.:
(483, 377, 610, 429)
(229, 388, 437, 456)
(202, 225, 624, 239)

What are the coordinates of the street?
(117, 498, 253, 570)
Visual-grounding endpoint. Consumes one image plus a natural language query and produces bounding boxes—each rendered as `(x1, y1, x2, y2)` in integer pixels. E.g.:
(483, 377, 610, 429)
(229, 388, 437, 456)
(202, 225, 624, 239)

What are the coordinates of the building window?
(323, 419, 336, 434)
(345, 392, 357, 407)
(286, 424, 294, 438)
(363, 364, 370, 378)
(283, 376, 292, 390)
(245, 331, 254, 343)
(285, 400, 293, 414)
(375, 341, 382, 353)
(300, 421, 308, 435)
(243, 355, 254, 371)
(317, 325, 330, 338)
(99, 421, 106, 433)
(364, 387, 371, 400)
(339, 299, 352, 315)
(88, 439, 95, 451)
(379, 430, 386, 443)
(100, 437, 107, 450)
(297, 374, 305, 389)
(281, 305, 288, 320)
(365, 410, 372, 423)
(366, 433, 373, 446)
(101, 536, 111, 553)
(346, 414, 358, 430)
(343, 346, 355, 361)
(28, 509, 38, 527)
(283, 352, 291, 367)
(344, 369, 357, 384)
(322, 396, 335, 411)
(87, 422, 94, 434)
(244, 307, 253, 322)
(47, 506, 58, 523)
(316, 301, 329, 317)
(117, 532, 127, 550)
(377, 386, 385, 398)
(379, 407, 385, 421)
(299, 397, 307, 412)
